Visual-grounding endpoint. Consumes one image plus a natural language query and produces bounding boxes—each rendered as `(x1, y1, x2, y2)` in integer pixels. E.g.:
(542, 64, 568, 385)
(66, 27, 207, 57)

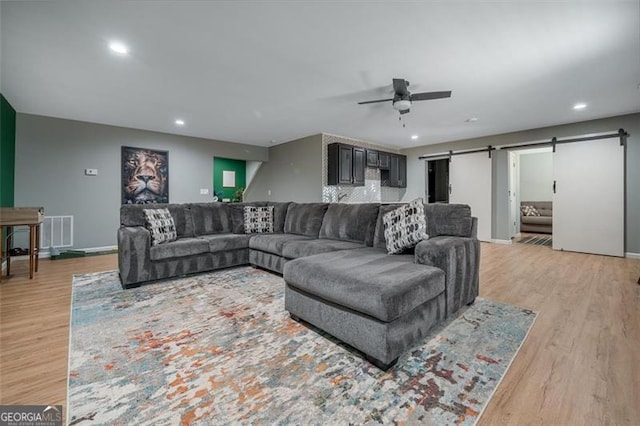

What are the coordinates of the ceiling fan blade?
(357, 98, 394, 105)
(410, 91, 452, 101)
(392, 78, 409, 96)
(399, 108, 410, 115)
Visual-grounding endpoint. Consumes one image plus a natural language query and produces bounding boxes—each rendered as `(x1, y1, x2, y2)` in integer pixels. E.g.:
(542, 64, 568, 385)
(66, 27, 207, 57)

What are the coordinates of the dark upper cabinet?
(397, 154, 407, 188)
(378, 152, 390, 170)
(383, 154, 407, 188)
(328, 143, 402, 188)
(353, 147, 366, 185)
(366, 149, 379, 168)
(389, 155, 400, 187)
(327, 143, 365, 186)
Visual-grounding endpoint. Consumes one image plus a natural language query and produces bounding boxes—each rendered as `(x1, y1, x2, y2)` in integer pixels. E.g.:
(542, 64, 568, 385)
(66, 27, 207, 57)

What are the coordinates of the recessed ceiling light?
(573, 103, 587, 110)
(175, 119, 185, 126)
(411, 135, 419, 140)
(108, 41, 129, 55)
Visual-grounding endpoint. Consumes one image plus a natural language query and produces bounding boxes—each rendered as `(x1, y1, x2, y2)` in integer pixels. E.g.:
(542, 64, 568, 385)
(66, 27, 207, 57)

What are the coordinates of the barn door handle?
(553, 180, 556, 194)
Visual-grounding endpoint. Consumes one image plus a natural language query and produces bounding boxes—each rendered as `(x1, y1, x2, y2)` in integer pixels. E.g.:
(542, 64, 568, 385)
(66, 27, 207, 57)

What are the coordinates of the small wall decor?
(122, 146, 169, 204)
(222, 170, 236, 187)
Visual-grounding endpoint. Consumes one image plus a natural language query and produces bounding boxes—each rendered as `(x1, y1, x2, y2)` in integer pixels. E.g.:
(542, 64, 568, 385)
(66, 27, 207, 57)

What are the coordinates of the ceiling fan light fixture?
(393, 99, 411, 111)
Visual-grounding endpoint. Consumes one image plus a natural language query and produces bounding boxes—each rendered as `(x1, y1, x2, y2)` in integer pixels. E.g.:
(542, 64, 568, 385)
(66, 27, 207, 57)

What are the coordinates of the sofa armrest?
(414, 236, 480, 317)
(118, 226, 152, 287)
(470, 217, 478, 239)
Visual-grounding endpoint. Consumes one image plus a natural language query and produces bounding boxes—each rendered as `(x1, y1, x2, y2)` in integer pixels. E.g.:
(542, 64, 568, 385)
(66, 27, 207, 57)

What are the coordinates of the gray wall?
(14, 113, 268, 249)
(520, 151, 553, 201)
(244, 134, 323, 202)
(401, 112, 640, 254)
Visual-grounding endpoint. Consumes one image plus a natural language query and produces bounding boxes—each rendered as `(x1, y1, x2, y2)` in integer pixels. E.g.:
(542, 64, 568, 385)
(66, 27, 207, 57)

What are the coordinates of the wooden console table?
(0, 207, 44, 281)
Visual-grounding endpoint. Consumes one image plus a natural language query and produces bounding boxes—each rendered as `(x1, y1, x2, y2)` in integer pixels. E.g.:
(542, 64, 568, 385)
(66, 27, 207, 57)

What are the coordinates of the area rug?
(518, 235, 552, 246)
(67, 267, 536, 425)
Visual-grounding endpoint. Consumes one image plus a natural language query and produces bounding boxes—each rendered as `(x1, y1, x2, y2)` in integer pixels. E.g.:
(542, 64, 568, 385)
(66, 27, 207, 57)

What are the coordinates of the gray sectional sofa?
(118, 201, 480, 369)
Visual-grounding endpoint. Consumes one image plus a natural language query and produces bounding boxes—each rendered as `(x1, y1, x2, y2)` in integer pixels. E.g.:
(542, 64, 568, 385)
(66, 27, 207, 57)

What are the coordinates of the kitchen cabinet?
(327, 143, 365, 186)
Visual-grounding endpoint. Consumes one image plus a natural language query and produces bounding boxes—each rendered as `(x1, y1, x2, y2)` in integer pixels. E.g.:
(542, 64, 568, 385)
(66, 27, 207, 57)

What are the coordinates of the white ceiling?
(1, 1, 639, 148)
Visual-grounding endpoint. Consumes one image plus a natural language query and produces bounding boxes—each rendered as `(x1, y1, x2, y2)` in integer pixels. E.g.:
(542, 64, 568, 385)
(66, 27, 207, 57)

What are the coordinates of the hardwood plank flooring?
(1, 245, 639, 424)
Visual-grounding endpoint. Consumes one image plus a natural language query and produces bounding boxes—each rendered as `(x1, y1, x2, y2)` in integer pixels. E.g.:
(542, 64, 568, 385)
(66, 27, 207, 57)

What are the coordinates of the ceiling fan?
(358, 78, 451, 114)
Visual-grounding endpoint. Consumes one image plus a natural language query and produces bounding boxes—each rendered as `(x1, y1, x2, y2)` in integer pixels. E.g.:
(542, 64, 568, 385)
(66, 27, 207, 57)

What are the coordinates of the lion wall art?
(121, 146, 169, 204)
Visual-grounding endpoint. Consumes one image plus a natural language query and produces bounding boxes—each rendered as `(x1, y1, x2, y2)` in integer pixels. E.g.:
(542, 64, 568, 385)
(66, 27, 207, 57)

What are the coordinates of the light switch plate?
(85, 168, 98, 176)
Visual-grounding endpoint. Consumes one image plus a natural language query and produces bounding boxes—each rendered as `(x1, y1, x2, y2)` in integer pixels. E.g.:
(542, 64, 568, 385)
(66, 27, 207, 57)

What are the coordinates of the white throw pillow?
(143, 208, 177, 246)
(383, 198, 429, 254)
(244, 206, 274, 234)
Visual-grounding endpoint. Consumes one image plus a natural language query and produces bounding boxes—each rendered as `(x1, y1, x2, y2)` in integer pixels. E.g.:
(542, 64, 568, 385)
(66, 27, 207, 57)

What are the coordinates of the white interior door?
(553, 137, 624, 257)
(449, 152, 492, 242)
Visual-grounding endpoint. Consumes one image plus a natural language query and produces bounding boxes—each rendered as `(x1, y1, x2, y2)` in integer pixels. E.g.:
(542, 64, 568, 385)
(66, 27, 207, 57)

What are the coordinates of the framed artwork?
(222, 170, 236, 187)
(121, 146, 169, 204)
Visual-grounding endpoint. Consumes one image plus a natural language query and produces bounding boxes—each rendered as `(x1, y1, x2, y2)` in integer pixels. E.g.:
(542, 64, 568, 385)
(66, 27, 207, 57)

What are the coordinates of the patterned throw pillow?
(383, 198, 429, 254)
(143, 208, 177, 246)
(244, 206, 274, 234)
(521, 205, 540, 217)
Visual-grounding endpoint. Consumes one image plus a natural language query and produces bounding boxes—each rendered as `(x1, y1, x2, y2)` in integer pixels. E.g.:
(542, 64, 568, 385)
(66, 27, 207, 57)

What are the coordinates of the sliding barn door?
(553, 137, 624, 257)
(449, 152, 492, 242)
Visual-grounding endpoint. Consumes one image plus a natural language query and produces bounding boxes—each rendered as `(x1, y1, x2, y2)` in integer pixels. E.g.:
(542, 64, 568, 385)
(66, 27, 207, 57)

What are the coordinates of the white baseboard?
(491, 239, 513, 245)
(39, 245, 118, 259)
(83, 245, 118, 253)
(625, 252, 640, 259)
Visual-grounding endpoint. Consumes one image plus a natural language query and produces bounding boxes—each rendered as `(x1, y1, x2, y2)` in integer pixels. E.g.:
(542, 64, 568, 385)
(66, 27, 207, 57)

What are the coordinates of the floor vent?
(41, 215, 73, 249)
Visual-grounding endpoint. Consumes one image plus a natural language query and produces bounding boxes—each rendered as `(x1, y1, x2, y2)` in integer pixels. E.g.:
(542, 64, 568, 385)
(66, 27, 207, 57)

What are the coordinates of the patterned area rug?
(68, 267, 536, 425)
(518, 235, 552, 246)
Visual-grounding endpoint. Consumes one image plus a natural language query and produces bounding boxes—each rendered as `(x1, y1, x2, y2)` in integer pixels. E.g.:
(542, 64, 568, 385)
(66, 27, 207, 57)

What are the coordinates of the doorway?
(509, 147, 553, 244)
(426, 159, 449, 204)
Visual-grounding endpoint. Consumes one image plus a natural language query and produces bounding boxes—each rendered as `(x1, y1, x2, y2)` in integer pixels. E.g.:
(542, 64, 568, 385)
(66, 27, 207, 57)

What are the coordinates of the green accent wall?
(1, 94, 16, 208)
(213, 157, 246, 201)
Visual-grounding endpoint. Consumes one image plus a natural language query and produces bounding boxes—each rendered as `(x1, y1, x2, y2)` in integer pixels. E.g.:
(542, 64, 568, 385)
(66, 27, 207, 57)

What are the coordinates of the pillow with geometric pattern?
(383, 197, 429, 254)
(143, 208, 177, 246)
(244, 206, 274, 234)
(521, 205, 540, 217)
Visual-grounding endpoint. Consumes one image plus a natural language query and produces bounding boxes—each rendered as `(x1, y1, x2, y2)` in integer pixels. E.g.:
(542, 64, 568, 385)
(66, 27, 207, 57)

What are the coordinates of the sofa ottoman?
(283, 247, 446, 369)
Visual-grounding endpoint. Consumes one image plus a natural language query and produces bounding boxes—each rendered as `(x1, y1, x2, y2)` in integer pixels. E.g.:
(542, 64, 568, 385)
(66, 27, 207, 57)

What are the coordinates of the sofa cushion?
(284, 202, 329, 237)
(149, 237, 210, 261)
(191, 203, 234, 235)
(270, 202, 291, 233)
(244, 206, 274, 234)
(143, 208, 177, 245)
(521, 215, 552, 226)
(121, 203, 193, 238)
(372, 203, 405, 249)
(318, 203, 379, 245)
(249, 233, 313, 256)
(197, 233, 251, 253)
(283, 247, 445, 322)
(422, 203, 473, 237)
(282, 238, 365, 259)
(228, 201, 269, 233)
(383, 198, 428, 254)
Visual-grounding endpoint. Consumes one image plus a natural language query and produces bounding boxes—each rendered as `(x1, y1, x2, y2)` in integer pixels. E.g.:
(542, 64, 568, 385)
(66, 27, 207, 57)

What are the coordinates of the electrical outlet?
(85, 168, 98, 176)
(200, 188, 209, 195)
(267, 189, 271, 196)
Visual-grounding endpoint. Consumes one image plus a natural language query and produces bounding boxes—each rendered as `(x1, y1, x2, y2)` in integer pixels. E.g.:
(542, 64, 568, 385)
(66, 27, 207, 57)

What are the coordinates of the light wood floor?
(1, 245, 639, 424)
